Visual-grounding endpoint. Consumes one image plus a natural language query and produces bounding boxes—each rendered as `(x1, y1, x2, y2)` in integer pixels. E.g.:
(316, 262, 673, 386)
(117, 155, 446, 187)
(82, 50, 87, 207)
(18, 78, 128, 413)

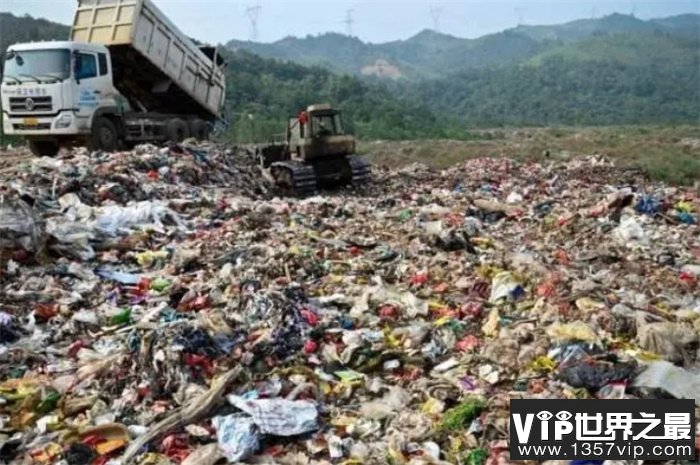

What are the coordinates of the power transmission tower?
(430, 5, 443, 32)
(245, 4, 261, 41)
(514, 7, 527, 25)
(344, 9, 355, 36)
(590, 6, 598, 19)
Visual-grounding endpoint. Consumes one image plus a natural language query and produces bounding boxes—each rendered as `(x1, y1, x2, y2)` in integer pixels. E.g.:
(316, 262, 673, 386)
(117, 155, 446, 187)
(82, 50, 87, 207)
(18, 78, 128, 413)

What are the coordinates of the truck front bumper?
(2, 111, 89, 137)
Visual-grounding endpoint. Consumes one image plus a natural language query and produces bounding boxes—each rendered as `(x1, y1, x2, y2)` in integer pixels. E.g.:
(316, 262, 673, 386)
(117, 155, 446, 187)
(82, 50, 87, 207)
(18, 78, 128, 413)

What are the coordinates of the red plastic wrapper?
(455, 334, 479, 351)
(410, 272, 429, 286)
(183, 353, 215, 377)
(161, 434, 191, 462)
(300, 308, 319, 326)
(34, 303, 58, 321)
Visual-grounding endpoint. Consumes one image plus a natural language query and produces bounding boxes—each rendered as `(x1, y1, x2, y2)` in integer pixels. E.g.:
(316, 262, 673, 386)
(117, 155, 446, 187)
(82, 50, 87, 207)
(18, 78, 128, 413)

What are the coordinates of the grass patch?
(440, 396, 485, 431)
(360, 125, 700, 186)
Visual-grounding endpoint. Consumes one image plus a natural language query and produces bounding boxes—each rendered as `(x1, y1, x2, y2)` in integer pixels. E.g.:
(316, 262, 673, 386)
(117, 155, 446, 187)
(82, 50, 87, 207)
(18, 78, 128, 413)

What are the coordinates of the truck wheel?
(189, 119, 212, 141)
(166, 118, 190, 142)
(28, 140, 60, 157)
(90, 116, 118, 152)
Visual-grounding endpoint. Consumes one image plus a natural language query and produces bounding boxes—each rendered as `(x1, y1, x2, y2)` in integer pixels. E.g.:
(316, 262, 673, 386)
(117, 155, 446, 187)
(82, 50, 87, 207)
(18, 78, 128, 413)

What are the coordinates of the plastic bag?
(359, 386, 411, 420)
(227, 395, 319, 436)
(636, 321, 698, 364)
(94, 201, 186, 236)
(632, 361, 700, 405)
(95, 269, 141, 285)
(352, 281, 428, 319)
(634, 196, 660, 215)
(506, 191, 523, 204)
(212, 414, 260, 462)
(0, 197, 44, 252)
(613, 216, 646, 244)
(489, 272, 524, 302)
(45, 218, 96, 261)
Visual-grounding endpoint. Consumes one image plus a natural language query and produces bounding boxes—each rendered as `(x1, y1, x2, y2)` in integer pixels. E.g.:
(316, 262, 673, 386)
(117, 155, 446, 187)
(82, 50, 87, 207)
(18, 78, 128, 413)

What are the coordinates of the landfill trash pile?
(0, 143, 699, 465)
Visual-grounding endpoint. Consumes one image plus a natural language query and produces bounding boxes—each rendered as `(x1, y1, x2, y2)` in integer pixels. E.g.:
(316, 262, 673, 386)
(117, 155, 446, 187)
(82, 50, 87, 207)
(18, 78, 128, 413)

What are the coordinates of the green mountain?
(512, 13, 699, 42)
(412, 32, 700, 126)
(227, 13, 700, 80)
(228, 29, 547, 80)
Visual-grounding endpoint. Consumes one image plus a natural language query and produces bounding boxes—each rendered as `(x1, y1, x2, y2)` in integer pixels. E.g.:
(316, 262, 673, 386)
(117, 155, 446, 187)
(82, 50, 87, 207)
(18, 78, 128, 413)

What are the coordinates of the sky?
(4, 0, 699, 44)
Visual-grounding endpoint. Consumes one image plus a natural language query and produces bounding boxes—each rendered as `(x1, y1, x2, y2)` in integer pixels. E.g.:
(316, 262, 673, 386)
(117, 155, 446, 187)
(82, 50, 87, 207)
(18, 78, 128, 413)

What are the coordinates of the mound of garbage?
(0, 144, 698, 465)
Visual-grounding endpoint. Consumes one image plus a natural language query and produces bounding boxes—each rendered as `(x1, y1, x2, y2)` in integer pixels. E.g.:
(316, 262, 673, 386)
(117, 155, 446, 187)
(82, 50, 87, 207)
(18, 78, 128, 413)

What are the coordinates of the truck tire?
(89, 116, 118, 152)
(28, 140, 60, 157)
(166, 118, 190, 142)
(189, 119, 212, 141)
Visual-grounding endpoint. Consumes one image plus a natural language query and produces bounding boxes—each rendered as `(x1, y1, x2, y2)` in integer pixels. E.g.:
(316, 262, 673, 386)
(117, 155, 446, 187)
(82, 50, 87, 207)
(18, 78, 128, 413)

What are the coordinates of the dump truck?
(1, 0, 226, 157)
(258, 104, 371, 195)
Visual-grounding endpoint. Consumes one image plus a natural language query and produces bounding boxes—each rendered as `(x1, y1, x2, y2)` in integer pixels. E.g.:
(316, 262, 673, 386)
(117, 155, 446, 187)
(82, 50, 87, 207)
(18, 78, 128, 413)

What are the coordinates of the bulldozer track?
(349, 155, 371, 186)
(271, 161, 317, 196)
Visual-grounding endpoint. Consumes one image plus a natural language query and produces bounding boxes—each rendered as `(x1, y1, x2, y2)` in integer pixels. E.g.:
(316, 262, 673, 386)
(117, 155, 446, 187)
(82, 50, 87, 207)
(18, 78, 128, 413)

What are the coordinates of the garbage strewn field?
(0, 143, 699, 465)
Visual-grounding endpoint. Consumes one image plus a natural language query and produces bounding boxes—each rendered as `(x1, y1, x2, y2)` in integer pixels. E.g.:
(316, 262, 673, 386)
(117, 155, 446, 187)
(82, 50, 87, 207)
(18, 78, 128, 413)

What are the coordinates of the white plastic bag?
(613, 216, 647, 244)
(94, 201, 186, 236)
(633, 361, 700, 405)
(212, 414, 260, 462)
(227, 395, 319, 436)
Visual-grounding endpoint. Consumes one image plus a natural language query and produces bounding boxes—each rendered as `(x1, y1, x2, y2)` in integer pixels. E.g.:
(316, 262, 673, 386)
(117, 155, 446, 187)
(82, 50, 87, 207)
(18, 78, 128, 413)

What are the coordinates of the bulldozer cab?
(309, 110, 343, 137)
(288, 104, 355, 161)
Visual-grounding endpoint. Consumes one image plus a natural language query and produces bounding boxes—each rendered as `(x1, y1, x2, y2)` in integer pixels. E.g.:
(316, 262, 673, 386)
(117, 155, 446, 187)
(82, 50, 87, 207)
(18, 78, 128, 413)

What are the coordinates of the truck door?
(73, 51, 114, 121)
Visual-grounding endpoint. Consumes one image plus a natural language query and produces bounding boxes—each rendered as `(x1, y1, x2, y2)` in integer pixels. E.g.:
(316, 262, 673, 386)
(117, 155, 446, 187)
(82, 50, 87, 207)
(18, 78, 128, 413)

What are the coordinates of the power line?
(430, 5, 443, 32)
(245, 4, 261, 41)
(343, 9, 355, 36)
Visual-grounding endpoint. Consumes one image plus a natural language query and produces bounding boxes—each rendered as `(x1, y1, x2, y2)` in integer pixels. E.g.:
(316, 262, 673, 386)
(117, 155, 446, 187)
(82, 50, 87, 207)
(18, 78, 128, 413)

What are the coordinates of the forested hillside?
(220, 49, 460, 141)
(227, 13, 700, 80)
(412, 32, 700, 126)
(0, 13, 70, 56)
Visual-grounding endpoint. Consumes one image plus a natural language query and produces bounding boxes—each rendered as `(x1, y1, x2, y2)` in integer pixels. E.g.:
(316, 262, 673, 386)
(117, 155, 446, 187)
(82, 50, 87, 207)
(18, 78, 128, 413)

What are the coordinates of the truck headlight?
(55, 114, 73, 129)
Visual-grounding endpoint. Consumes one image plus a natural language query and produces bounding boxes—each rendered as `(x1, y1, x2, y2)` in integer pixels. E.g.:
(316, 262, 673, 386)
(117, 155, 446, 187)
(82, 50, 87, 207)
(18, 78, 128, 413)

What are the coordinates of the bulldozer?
(258, 104, 371, 195)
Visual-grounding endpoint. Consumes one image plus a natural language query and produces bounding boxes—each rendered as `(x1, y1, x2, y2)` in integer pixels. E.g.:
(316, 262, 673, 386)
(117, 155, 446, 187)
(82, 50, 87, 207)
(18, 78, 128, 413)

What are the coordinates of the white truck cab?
(2, 41, 127, 155)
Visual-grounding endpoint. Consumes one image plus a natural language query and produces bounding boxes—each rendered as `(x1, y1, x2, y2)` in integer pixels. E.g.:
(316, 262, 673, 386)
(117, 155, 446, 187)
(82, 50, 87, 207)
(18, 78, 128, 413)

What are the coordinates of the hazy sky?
(4, 0, 699, 44)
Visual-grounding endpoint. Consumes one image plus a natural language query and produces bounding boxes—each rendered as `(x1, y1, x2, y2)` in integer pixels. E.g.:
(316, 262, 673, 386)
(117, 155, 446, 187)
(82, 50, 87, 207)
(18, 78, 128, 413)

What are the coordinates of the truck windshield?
(3, 49, 71, 83)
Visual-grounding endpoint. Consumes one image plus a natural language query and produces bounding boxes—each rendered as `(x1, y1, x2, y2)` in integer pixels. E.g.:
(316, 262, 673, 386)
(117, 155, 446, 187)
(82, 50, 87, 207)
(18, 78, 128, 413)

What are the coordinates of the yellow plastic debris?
(529, 356, 557, 373)
(575, 297, 606, 313)
(547, 321, 598, 343)
(482, 308, 500, 337)
(136, 250, 168, 267)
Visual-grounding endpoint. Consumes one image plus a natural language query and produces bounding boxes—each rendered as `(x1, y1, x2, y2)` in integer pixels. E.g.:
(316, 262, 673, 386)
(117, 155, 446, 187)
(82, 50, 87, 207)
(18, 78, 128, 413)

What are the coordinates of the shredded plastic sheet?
(212, 414, 260, 462)
(226, 395, 319, 436)
(633, 361, 700, 405)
